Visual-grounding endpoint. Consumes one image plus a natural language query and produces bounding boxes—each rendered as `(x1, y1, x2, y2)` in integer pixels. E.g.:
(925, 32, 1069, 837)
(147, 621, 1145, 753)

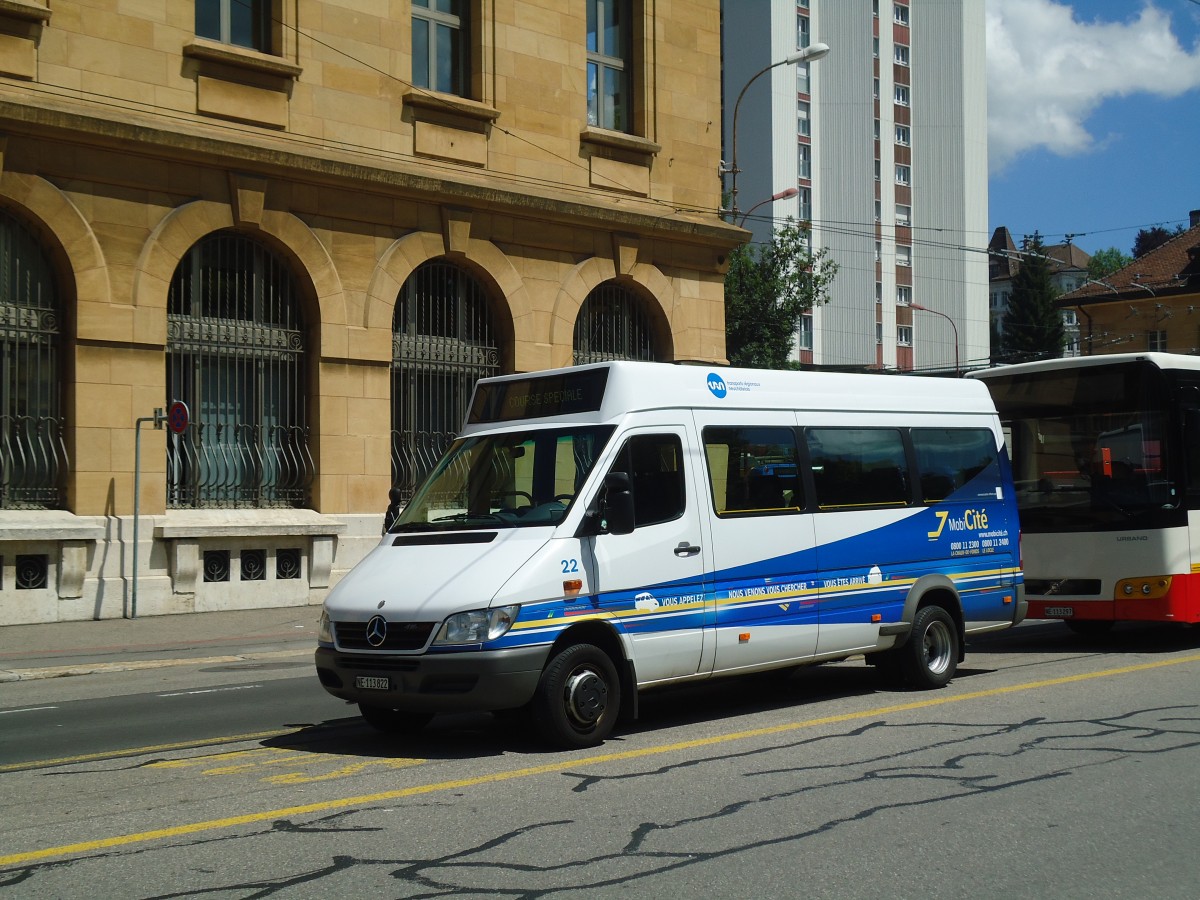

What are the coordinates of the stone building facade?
(0, 1, 739, 625)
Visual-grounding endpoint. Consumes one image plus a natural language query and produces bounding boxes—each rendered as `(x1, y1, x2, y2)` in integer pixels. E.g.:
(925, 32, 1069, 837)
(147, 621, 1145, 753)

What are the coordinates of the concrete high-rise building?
(722, 0, 988, 372)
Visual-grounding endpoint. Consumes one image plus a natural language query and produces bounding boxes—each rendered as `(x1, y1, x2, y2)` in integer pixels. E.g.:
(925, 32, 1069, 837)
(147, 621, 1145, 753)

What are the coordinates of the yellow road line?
(3, 652, 1199, 868)
(0, 730, 295, 774)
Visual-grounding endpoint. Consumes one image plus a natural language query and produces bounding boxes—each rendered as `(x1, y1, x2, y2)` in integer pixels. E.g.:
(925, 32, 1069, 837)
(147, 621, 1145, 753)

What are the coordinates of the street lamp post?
(738, 187, 799, 228)
(723, 42, 830, 222)
(910, 303, 960, 375)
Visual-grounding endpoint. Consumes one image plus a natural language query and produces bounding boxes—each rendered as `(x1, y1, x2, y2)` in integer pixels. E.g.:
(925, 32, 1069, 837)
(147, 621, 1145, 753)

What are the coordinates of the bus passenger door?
(585, 426, 710, 685)
(693, 412, 819, 675)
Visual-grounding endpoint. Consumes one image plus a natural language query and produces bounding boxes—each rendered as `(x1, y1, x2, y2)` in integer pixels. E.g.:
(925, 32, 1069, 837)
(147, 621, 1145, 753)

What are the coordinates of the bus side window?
(806, 427, 908, 509)
(912, 428, 999, 503)
(702, 425, 803, 516)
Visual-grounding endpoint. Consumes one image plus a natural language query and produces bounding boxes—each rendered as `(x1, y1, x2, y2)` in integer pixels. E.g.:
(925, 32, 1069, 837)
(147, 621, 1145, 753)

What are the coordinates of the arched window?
(572, 282, 659, 364)
(0, 210, 64, 510)
(166, 232, 312, 508)
(392, 260, 499, 500)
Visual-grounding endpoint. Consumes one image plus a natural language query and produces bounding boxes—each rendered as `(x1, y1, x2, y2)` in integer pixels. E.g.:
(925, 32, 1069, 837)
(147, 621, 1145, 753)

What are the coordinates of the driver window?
(609, 434, 686, 527)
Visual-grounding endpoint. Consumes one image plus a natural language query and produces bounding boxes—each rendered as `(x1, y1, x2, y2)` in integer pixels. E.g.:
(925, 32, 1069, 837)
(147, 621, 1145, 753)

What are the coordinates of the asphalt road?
(3, 620, 1200, 898)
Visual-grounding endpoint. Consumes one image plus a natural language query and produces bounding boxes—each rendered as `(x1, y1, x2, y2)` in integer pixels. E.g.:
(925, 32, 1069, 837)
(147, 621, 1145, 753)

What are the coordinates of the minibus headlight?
(434, 605, 520, 645)
(317, 609, 333, 644)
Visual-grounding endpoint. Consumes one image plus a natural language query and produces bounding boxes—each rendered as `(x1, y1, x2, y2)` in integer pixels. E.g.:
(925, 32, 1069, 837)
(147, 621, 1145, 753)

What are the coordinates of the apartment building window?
(796, 64, 810, 95)
(799, 313, 814, 351)
(898, 324, 913, 345)
(587, 0, 631, 132)
(897, 245, 912, 266)
(798, 187, 812, 221)
(894, 44, 910, 66)
(797, 14, 810, 49)
(875, 241, 882, 262)
(874, 201, 881, 222)
(412, 0, 469, 96)
(875, 159, 881, 180)
(873, 78, 880, 99)
(897, 285, 912, 306)
(876, 282, 883, 304)
(797, 143, 811, 179)
(876, 322, 883, 345)
(894, 3, 909, 26)
(895, 204, 911, 224)
(873, 37, 879, 58)
(895, 124, 910, 145)
(894, 84, 910, 106)
(797, 100, 810, 136)
(1148, 330, 1168, 352)
(196, 0, 271, 52)
(874, 119, 880, 140)
(895, 164, 911, 185)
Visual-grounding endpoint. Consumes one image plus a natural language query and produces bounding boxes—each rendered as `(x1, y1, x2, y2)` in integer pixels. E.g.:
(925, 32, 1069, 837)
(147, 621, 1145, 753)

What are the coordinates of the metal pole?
(132, 408, 165, 619)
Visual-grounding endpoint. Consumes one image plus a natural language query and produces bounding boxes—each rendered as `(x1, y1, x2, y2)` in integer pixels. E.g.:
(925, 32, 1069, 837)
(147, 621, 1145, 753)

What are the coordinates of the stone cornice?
(0, 93, 743, 253)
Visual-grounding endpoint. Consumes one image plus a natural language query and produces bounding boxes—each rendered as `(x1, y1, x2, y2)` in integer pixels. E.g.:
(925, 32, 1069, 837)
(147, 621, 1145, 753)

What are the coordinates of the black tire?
(530, 643, 621, 749)
(358, 704, 434, 734)
(1064, 619, 1115, 637)
(899, 605, 959, 689)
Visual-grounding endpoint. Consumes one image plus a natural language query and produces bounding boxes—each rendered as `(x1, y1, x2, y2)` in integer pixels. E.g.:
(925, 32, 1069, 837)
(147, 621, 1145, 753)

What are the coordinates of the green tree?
(724, 220, 838, 369)
(1087, 246, 1131, 279)
(1132, 224, 1184, 258)
(998, 235, 1064, 363)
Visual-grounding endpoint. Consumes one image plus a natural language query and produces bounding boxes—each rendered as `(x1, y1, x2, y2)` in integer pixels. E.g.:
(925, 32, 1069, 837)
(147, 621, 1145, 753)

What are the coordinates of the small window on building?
(895, 44, 909, 65)
(896, 204, 911, 224)
(895, 124, 910, 145)
(895, 164, 911, 185)
(412, 0, 470, 96)
(799, 312, 814, 350)
(894, 84, 910, 106)
(587, 0, 632, 132)
(797, 100, 810, 136)
(1148, 330, 1168, 352)
(897, 245, 912, 266)
(798, 14, 810, 49)
(897, 285, 912, 306)
(876, 282, 883, 304)
(195, 0, 271, 53)
(797, 143, 811, 179)
(898, 324, 913, 345)
(894, 3, 910, 26)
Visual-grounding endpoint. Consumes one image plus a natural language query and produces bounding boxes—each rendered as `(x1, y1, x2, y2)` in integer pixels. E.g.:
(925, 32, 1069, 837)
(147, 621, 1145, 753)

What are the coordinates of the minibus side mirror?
(602, 471, 636, 535)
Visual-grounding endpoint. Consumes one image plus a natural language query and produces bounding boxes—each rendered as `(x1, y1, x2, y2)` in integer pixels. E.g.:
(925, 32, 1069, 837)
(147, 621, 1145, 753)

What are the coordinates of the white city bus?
(317, 362, 1024, 747)
(975, 352, 1200, 633)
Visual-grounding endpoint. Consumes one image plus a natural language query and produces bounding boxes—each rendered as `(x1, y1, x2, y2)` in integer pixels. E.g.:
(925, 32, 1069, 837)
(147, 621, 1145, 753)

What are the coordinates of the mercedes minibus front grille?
(334, 621, 436, 651)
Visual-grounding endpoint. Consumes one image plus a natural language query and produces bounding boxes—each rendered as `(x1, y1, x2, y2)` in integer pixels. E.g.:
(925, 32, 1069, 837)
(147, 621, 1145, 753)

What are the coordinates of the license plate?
(355, 676, 390, 691)
(1044, 606, 1074, 617)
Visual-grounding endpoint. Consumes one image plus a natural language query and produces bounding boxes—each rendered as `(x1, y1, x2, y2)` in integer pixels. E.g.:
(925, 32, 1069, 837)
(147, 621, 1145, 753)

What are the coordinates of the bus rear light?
(1115, 576, 1171, 600)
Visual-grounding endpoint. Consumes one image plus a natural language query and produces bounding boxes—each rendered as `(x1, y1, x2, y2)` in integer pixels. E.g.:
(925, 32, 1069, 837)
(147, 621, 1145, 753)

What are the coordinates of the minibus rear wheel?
(531, 643, 621, 749)
(900, 605, 958, 689)
(358, 704, 434, 735)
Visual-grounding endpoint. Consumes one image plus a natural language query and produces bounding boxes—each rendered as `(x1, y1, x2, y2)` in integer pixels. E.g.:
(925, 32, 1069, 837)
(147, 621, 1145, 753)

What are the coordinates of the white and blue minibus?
(316, 362, 1025, 748)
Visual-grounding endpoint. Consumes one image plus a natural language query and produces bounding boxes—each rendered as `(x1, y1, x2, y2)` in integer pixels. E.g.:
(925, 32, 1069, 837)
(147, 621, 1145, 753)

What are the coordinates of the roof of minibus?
(466, 361, 996, 430)
(970, 352, 1200, 381)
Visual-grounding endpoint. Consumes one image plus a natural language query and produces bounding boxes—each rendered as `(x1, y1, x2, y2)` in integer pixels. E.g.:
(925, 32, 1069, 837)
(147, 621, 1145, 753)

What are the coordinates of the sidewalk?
(0, 606, 321, 683)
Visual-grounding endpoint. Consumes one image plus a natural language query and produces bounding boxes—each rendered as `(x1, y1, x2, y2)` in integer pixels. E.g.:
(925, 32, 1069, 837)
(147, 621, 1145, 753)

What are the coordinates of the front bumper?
(314, 644, 549, 712)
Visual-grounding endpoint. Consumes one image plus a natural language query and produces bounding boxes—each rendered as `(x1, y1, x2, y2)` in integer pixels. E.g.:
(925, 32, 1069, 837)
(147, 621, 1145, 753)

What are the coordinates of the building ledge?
(580, 126, 661, 157)
(405, 89, 500, 124)
(0, 510, 106, 542)
(0, 0, 50, 23)
(182, 37, 303, 80)
(155, 509, 346, 539)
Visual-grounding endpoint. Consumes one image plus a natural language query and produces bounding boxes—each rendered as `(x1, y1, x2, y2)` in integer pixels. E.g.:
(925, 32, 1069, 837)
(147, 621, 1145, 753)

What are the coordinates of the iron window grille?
(391, 260, 500, 502)
(0, 210, 66, 510)
(166, 232, 313, 509)
(572, 282, 658, 365)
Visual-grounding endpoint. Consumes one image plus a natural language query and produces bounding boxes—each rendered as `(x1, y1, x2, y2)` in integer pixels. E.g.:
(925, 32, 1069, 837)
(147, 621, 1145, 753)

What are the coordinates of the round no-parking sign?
(167, 400, 190, 434)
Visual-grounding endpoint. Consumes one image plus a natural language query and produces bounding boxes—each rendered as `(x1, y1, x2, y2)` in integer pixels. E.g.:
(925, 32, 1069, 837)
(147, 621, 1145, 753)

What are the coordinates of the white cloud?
(987, 0, 1200, 172)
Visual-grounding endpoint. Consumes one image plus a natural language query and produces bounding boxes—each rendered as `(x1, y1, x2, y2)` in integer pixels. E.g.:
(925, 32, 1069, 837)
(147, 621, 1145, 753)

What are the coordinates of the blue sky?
(986, 0, 1200, 257)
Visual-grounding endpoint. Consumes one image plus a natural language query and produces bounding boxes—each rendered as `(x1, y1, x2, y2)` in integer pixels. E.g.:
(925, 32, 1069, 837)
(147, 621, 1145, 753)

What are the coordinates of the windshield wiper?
(431, 512, 506, 525)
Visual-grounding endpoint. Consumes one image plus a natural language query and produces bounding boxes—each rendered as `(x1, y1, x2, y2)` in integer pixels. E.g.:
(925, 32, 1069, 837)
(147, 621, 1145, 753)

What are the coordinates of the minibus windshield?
(391, 425, 616, 531)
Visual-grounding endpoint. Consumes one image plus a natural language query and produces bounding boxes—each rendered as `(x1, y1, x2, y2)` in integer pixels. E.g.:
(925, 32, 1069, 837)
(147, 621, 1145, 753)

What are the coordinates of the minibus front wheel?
(531, 643, 622, 749)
